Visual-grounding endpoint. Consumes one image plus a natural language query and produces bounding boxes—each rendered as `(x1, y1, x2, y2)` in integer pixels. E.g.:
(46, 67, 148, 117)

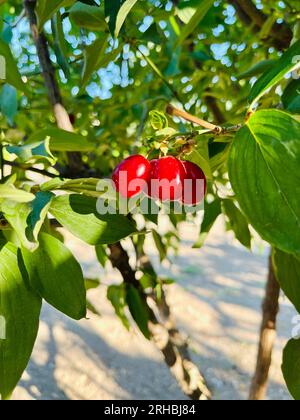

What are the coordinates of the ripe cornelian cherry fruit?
(181, 160, 207, 205)
(112, 155, 151, 198)
(148, 156, 185, 201)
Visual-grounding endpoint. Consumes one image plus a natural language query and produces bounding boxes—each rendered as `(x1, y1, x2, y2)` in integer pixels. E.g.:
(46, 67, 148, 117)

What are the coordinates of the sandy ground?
(12, 218, 295, 400)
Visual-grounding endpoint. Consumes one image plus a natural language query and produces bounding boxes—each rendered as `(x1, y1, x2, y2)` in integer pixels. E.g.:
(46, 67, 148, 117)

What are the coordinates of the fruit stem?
(166, 104, 243, 134)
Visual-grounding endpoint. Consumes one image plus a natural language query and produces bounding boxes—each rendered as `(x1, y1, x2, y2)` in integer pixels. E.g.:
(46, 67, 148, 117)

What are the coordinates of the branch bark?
(167, 104, 242, 134)
(3, 160, 56, 178)
(249, 253, 280, 400)
(24, 0, 82, 174)
(204, 93, 226, 125)
(229, 0, 292, 50)
(109, 242, 212, 400)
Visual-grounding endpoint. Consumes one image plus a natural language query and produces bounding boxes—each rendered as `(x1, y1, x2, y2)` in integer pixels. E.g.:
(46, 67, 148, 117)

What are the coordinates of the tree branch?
(249, 253, 280, 400)
(24, 0, 83, 174)
(204, 93, 226, 125)
(3, 160, 57, 178)
(229, 0, 293, 50)
(166, 104, 242, 134)
(109, 242, 212, 400)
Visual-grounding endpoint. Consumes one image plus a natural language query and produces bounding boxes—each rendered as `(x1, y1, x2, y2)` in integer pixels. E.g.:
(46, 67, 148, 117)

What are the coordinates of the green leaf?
(41, 177, 115, 199)
(36, 0, 75, 29)
(50, 194, 137, 245)
(229, 109, 300, 254)
(155, 127, 177, 137)
(115, 0, 138, 38)
(139, 273, 157, 290)
(0, 39, 28, 94)
(0, 185, 35, 203)
(105, 0, 138, 37)
(282, 79, 300, 113)
(26, 128, 93, 152)
(69, 2, 107, 31)
(187, 141, 212, 180)
(104, 0, 121, 35)
(0, 174, 17, 186)
(222, 199, 251, 249)
(6, 137, 56, 165)
(152, 230, 167, 262)
(85, 278, 100, 291)
(176, 6, 197, 25)
(0, 231, 6, 246)
(82, 36, 121, 89)
(193, 198, 221, 248)
(126, 285, 150, 339)
(0, 243, 42, 400)
(209, 143, 230, 173)
(54, 11, 69, 57)
(176, 0, 214, 46)
(95, 244, 108, 267)
(149, 110, 168, 130)
(249, 40, 300, 109)
(41, 177, 97, 191)
(86, 299, 101, 316)
(273, 249, 300, 313)
(139, 23, 161, 45)
(22, 233, 86, 320)
(41, 178, 117, 200)
(237, 59, 277, 80)
(51, 13, 70, 79)
(0, 84, 17, 125)
(107, 284, 130, 330)
(282, 339, 300, 400)
(259, 15, 277, 41)
(2, 192, 53, 250)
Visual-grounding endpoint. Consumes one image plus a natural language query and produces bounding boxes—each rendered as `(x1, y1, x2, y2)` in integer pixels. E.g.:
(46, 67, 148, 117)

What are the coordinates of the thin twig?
(4, 9, 26, 29)
(4, 160, 56, 178)
(166, 104, 243, 134)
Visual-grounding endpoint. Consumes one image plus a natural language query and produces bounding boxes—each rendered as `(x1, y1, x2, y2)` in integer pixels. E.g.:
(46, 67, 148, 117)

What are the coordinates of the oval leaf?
(176, 0, 214, 46)
(0, 185, 35, 203)
(50, 194, 137, 245)
(2, 192, 53, 250)
(22, 233, 86, 320)
(229, 109, 300, 254)
(282, 339, 300, 400)
(69, 2, 107, 31)
(249, 39, 300, 109)
(82, 36, 121, 89)
(105, 0, 138, 37)
(0, 39, 28, 94)
(0, 243, 42, 400)
(26, 128, 93, 152)
(222, 199, 251, 249)
(126, 285, 150, 339)
(36, 0, 75, 29)
(273, 249, 300, 313)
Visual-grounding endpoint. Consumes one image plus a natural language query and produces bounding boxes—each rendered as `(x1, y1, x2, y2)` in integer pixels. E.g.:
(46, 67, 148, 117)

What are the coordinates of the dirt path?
(13, 219, 295, 400)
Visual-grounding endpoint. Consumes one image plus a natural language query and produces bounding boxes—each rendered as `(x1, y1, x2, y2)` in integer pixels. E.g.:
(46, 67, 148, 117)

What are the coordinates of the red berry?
(148, 156, 185, 201)
(181, 160, 207, 205)
(112, 155, 150, 198)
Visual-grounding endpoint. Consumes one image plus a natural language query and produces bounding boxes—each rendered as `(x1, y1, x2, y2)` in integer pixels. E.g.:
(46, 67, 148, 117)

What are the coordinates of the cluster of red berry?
(112, 155, 207, 206)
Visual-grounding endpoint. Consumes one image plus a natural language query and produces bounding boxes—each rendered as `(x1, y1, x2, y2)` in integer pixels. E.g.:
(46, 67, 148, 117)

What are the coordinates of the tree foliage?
(0, 0, 299, 400)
